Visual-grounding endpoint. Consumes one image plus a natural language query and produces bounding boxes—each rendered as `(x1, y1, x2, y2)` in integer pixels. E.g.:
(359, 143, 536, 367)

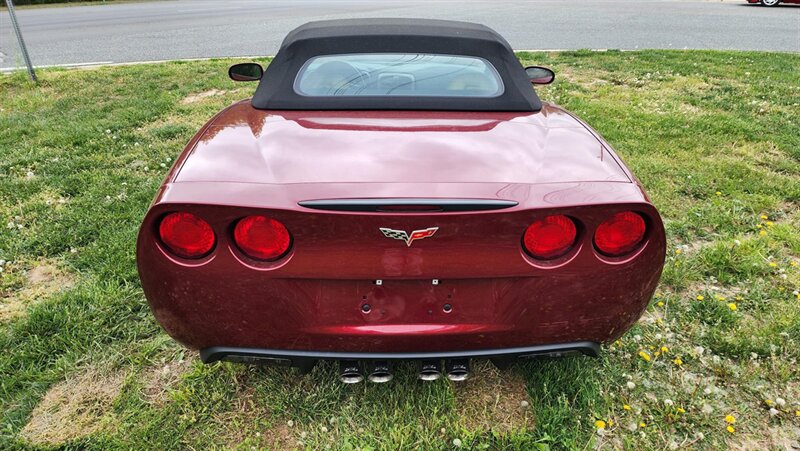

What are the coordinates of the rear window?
(294, 53, 504, 98)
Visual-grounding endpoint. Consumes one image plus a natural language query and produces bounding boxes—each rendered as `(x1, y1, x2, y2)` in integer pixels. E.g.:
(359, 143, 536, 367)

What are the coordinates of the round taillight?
(158, 212, 215, 259)
(234, 215, 291, 261)
(523, 215, 577, 260)
(594, 211, 646, 256)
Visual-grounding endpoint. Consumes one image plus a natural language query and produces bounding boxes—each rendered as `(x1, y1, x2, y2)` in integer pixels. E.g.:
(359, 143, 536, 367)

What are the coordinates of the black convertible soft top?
(251, 19, 541, 112)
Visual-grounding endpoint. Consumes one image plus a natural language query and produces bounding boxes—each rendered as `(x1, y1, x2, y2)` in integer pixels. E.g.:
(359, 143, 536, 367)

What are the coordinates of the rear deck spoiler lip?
(297, 198, 518, 212)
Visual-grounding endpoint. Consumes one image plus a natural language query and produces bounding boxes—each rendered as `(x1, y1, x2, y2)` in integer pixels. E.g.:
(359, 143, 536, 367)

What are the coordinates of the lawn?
(0, 50, 799, 450)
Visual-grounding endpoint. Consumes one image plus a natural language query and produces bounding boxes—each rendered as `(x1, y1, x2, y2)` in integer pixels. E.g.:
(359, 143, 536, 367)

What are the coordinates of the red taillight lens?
(158, 212, 215, 259)
(594, 211, 646, 256)
(523, 215, 577, 259)
(234, 215, 291, 261)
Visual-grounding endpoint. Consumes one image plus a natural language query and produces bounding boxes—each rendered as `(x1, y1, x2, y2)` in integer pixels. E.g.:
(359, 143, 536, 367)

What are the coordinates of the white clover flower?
(694, 346, 705, 355)
(664, 399, 673, 406)
(775, 398, 786, 407)
(320, 426, 328, 433)
(287, 420, 294, 427)
(453, 438, 462, 447)
(769, 408, 779, 417)
(627, 381, 636, 390)
(26, 171, 34, 178)
(520, 400, 529, 408)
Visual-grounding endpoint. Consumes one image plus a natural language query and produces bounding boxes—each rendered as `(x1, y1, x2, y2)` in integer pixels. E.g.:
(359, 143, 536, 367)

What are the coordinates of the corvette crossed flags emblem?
(379, 227, 439, 247)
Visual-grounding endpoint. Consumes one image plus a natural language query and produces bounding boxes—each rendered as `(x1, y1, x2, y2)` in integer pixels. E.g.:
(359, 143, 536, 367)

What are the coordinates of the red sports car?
(137, 19, 666, 383)
(746, 0, 799, 5)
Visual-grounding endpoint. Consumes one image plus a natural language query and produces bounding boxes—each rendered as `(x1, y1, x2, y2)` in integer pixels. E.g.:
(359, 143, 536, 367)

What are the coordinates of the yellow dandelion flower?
(696, 295, 704, 301)
(675, 248, 682, 254)
(727, 425, 735, 433)
(715, 295, 726, 301)
(757, 224, 763, 229)
(608, 420, 614, 427)
(657, 301, 664, 307)
(623, 404, 631, 411)
(728, 303, 737, 311)
(725, 415, 736, 424)
(735, 296, 742, 300)
(790, 261, 797, 267)
(766, 221, 774, 227)
(595, 420, 606, 429)
(715, 191, 721, 196)
(654, 351, 661, 357)
(639, 422, 646, 428)
(764, 399, 774, 406)
(639, 351, 651, 362)
(677, 407, 686, 413)
(759, 230, 767, 236)
(661, 346, 669, 353)
(769, 262, 778, 268)
(673, 357, 683, 366)
(760, 215, 768, 220)
(795, 410, 800, 417)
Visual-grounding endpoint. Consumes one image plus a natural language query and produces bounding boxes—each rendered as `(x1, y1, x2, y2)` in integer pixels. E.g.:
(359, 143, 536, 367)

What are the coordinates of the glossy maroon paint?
(136, 100, 666, 353)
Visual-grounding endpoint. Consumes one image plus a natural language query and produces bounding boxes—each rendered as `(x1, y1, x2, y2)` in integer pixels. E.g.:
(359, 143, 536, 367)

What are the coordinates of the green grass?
(1, 50, 799, 449)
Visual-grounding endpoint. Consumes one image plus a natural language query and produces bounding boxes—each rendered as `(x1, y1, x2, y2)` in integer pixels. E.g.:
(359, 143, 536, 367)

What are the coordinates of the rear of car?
(136, 19, 666, 381)
(136, 104, 666, 379)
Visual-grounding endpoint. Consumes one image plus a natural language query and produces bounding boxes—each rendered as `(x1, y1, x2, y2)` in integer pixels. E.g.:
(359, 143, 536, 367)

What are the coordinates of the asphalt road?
(1, 0, 798, 69)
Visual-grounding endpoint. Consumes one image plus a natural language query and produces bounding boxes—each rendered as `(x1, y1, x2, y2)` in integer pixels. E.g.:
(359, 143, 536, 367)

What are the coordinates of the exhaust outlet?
(418, 360, 442, 381)
(367, 360, 393, 383)
(339, 360, 364, 384)
(445, 359, 470, 381)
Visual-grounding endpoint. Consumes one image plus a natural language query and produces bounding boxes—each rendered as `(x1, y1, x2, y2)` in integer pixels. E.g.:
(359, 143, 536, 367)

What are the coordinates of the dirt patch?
(142, 356, 194, 407)
(20, 367, 124, 445)
(453, 361, 533, 433)
(0, 260, 75, 322)
(730, 425, 800, 450)
(181, 89, 226, 104)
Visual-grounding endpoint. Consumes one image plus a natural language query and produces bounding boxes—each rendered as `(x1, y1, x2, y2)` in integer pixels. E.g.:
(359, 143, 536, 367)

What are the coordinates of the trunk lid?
(174, 102, 630, 185)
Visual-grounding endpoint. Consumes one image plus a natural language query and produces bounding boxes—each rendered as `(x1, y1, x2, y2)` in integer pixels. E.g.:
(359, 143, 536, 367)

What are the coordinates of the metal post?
(6, 0, 37, 82)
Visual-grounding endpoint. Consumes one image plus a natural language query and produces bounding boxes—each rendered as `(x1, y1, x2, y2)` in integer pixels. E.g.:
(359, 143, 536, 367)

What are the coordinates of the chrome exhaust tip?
(445, 359, 470, 381)
(367, 360, 393, 383)
(418, 360, 442, 381)
(339, 360, 364, 384)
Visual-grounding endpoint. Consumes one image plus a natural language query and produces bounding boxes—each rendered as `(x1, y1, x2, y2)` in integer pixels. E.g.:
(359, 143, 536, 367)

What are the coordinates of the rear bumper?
(200, 341, 600, 367)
